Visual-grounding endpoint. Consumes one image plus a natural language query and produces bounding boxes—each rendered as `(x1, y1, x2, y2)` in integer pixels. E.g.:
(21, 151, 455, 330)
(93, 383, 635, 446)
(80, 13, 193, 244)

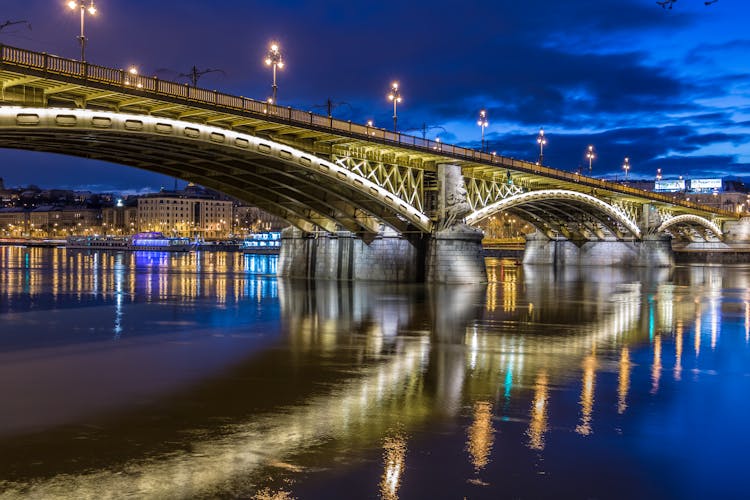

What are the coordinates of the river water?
(0, 246, 749, 499)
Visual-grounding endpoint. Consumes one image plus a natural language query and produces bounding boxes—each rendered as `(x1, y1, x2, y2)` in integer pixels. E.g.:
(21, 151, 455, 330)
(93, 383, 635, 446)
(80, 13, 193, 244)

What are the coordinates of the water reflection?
(575, 353, 597, 436)
(617, 347, 630, 414)
(1, 252, 750, 498)
(380, 431, 407, 500)
(527, 371, 549, 451)
(466, 401, 494, 476)
(0, 247, 279, 317)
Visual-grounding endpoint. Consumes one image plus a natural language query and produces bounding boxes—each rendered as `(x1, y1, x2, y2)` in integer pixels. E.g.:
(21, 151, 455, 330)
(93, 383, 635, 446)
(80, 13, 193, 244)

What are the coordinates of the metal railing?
(0, 44, 736, 218)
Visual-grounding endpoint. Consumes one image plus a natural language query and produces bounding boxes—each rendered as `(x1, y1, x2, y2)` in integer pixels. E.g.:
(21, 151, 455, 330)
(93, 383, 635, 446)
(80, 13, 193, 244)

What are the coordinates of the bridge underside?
(467, 190, 641, 241)
(658, 214, 723, 242)
(0, 108, 432, 239)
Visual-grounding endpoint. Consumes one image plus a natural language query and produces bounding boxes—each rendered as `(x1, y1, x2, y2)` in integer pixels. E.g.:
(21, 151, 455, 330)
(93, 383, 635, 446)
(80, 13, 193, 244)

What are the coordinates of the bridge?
(0, 44, 743, 282)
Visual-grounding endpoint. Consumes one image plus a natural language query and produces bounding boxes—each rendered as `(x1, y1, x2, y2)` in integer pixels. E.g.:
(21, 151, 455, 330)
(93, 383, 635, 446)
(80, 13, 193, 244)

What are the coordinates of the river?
(1, 246, 749, 499)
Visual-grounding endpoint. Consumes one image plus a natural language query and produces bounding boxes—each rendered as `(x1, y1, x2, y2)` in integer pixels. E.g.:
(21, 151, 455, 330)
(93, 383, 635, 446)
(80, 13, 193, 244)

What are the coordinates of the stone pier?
(522, 232, 673, 267)
(277, 227, 423, 282)
(425, 225, 486, 283)
(277, 162, 487, 283)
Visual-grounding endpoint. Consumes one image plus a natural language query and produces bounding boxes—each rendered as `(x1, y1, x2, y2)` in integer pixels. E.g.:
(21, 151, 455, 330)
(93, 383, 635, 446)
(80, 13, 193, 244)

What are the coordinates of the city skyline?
(0, 0, 748, 191)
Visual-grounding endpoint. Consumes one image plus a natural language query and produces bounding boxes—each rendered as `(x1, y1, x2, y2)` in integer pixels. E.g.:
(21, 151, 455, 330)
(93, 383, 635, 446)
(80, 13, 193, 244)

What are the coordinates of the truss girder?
(466, 189, 642, 240)
(332, 155, 424, 212)
(464, 177, 524, 211)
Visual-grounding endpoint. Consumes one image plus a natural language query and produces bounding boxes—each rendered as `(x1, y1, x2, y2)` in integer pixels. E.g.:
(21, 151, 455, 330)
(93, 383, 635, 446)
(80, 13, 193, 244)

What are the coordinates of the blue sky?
(0, 0, 748, 192)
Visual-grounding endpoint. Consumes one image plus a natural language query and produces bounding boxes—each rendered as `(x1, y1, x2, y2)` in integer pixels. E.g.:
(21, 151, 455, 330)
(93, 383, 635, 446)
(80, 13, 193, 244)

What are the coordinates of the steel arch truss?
(0, 107, 432, 237)
(332, 155, 424, 212)
(465, 177, 524, 211)
(657, 214, 723, 242)
(466, 189, 642, 240)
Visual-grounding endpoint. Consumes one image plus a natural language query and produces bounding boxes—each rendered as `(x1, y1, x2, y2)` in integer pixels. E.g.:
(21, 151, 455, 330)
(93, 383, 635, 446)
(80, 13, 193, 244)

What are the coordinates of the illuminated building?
(137, 193, 233, 239)
(233, 205, 288, 235)
(102, 202, 138, 235)
(0, 205, 101, 236)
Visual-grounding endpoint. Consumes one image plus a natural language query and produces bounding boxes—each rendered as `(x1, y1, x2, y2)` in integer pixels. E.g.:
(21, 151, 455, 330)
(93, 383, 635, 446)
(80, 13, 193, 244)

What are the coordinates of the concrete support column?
(277, 226, 422, 281)
(640, 202, 662, 235)
(523, 232, 673, 267)
(426, 164, 487, 283)
(722, 216, 750, 243)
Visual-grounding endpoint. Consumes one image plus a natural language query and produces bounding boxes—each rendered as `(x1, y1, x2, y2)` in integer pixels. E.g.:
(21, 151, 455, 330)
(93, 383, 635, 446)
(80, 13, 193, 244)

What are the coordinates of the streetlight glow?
(477, 110, 488, 152)
(586, 145, 595, 174)
(265, 41, 284, 104)
(387, 82, 402, 132)
(67, 1, 98, 62)
(623, 157, 631, 179)
(537, 128, 547, 165)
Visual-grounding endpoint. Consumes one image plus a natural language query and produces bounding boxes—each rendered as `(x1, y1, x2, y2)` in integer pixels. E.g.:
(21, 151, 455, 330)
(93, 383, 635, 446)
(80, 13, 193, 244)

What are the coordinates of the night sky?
(0, 0, 748, 193)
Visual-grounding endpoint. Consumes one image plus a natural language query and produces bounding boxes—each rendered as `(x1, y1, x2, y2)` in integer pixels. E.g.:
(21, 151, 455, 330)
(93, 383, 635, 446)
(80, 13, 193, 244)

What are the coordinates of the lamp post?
(387, 82, 402, 132)
(67, 0, 97, 62)
(586, 145, 595, 174)
(264, 42, 284, 104)
(477, 110, 488, 152)
(537, 128, 546, 165)
(656, 168, 662, 181)
(622, 157, 630, 180)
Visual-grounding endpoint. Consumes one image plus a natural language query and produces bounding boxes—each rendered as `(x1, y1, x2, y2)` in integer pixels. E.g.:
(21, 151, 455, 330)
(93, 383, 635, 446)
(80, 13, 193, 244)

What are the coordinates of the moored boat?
(241, 232, 281, 254)
(66, 232, 194, 252)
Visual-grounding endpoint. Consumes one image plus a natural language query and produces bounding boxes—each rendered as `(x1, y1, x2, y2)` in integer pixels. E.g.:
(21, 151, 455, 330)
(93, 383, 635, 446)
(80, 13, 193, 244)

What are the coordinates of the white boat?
(240, 232, 281, 254)
(66, 232, 194, 252)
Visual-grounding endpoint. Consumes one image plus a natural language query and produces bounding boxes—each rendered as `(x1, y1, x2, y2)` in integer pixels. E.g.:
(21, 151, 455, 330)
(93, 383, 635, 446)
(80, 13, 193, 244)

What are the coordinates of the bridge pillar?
(641, 203, 659, 232)
(426, 164, 487, 283)
(277, 227, 422, 281)
(722, 216, 750, 243)
(277, 164, 488, 284)
(523, 232, 673, 267)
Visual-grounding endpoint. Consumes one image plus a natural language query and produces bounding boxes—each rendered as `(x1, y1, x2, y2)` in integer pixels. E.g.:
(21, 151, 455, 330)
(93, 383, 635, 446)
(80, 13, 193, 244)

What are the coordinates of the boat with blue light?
(66, 232, 194, 252)
(240, 232, 281, 254)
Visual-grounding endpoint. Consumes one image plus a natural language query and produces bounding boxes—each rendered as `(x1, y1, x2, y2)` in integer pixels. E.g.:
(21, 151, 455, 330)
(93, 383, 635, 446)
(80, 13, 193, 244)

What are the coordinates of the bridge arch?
(0, 107, 432, 237)
(466, 189, 642, 240)
(657, 214, 723, 241)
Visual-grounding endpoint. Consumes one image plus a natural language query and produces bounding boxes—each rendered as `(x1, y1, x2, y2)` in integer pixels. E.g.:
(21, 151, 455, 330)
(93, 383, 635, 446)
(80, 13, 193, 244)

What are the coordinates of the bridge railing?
(0, 44, 735, 218)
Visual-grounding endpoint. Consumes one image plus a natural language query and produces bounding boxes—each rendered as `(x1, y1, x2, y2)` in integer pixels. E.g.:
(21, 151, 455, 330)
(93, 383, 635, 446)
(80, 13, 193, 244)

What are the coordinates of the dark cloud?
(482, 125, 747, 181)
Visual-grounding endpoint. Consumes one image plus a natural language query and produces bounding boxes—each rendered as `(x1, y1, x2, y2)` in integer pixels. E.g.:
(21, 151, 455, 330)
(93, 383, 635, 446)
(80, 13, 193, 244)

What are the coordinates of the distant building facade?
(137, 193, 233, 239)
(233, 206, 288, 235)
(101, 204, 138, 235)
(0, 206, 101, 237)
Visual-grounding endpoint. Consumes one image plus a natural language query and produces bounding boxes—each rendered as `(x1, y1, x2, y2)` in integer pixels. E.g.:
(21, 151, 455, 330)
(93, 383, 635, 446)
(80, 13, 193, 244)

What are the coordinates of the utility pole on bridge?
(67, 1, 97, 62)
(387, 82, 402, 132)
(264, 42, 284, 104)
(537, 128, 546, 165)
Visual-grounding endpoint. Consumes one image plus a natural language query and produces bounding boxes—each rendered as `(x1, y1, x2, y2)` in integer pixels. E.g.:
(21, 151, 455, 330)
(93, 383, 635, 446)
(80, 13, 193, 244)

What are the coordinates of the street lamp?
(67, 0, 97, 62)
(586, 145, 595, 174)
(387, 82, 402, 132)
(656, 168, 662, 181)
(264, 42, 284, 104)
(537, 128, 546, 165)
(477, 110, 488, 152)
(623, 157, 630, 179)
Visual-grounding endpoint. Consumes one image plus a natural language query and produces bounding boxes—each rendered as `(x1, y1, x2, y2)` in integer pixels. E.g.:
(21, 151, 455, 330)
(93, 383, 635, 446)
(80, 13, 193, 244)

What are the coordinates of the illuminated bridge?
(0, 45, 743, 282)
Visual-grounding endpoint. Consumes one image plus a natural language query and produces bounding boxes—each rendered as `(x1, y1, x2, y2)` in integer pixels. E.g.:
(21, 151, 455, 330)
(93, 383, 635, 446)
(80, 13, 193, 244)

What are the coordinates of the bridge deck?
(0, 44, 736, 220)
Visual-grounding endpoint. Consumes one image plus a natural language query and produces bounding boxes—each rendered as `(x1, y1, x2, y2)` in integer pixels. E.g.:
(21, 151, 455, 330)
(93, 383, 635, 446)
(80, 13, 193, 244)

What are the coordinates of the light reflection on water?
(0, 248, 750, 498)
